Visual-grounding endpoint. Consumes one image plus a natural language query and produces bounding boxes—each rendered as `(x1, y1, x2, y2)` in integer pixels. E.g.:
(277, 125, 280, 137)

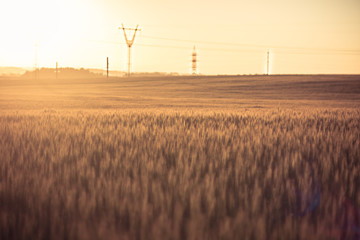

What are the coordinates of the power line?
(90, 39, 360, 56)
(89, 38, 360, 56)
(85, 31, 360, 74)
(89, 39, 190, 50)
(140, 34, 360, 55)
(137, 43, 190, 50)
(89, 40, 262, 53)
(274, 49, 360, 56)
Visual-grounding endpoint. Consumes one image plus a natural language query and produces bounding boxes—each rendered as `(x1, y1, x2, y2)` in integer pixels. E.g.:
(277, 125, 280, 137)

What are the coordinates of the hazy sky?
(0, 0, 359, 74)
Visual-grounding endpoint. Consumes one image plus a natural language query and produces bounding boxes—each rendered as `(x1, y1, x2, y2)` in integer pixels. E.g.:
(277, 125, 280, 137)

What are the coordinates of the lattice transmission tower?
(267, 49, 270, 75)
(119, 24, 141, 77)
(192, 46, 198, 75)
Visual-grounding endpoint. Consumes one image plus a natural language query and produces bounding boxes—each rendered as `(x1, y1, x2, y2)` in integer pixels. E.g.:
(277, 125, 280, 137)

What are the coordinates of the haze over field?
(1, 75, 359, 110)
(1, 0, 360, 75)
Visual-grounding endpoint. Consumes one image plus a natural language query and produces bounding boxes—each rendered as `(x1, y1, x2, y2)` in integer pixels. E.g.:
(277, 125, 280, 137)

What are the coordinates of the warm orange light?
(0, 0, 359, 74)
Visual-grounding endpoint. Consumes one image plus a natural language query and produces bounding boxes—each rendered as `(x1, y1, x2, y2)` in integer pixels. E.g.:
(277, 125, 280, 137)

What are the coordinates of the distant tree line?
(22, 67, 103, 79)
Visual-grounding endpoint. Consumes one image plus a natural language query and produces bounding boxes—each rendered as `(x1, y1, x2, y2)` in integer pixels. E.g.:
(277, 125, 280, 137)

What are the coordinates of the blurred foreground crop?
(0, 109, 359, 240)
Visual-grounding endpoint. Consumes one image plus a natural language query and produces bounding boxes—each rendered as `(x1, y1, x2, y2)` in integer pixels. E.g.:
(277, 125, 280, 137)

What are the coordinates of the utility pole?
(266, 49, 270, 75)
(56, 61, 58, 79)
(119, 24, 141, 77)
(106, 57, 109, 79)
(34, 43, 39, 80)
(192, 46, 198, 75)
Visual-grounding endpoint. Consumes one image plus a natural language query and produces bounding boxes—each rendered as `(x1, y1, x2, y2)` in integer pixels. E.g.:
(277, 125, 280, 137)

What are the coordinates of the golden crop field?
(0, 75, 359, 239)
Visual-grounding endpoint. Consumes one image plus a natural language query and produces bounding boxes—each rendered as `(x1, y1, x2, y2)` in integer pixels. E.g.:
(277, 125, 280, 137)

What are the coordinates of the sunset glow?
(1, 1, 360, 239)
(0, 0, 359, 74)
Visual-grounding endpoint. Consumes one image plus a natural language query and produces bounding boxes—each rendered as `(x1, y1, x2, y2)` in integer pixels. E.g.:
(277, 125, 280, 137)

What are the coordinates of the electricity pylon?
(267, 49, 270, 75)
(119, 24, 140, 77)
(192, 46, 197, 75)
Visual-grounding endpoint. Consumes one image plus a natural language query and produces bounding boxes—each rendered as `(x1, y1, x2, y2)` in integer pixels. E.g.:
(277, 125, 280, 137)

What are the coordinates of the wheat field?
(0, 75, 359, 239)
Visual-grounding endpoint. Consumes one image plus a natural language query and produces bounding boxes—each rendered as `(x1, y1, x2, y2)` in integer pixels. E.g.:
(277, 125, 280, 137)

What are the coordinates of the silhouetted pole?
(56, 62, 58, 79)
(34, 43, 39, 80)
(128, 47, 131, 76)
(119, 24, 141, 77)
(106, 57, 109, 79)
(267, 49, 270, 75)
(192, 46, 197, 75)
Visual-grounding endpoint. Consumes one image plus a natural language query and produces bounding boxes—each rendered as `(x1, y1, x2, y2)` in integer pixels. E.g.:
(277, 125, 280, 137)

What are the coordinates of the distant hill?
(131, 72, 180, 77)
(21, 67, 104, 79)
(1, 66, 180, 78)
(88, 68, 127, 77)
(87, 68, 179, 77)
(0, 67, 29, 76)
